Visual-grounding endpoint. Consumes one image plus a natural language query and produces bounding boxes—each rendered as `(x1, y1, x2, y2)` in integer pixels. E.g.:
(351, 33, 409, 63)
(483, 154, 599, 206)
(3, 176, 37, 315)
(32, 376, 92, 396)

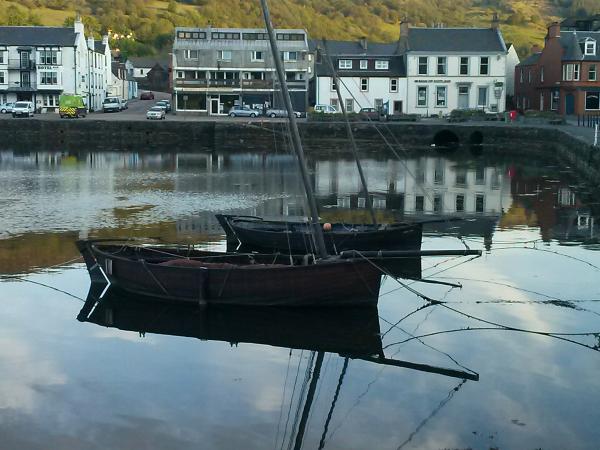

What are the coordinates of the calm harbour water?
(0, 148, 599, 450)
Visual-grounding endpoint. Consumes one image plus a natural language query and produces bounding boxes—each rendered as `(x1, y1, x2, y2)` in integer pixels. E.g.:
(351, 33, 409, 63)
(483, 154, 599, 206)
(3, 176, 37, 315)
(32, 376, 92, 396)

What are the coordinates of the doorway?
(210, 97, 219, 115)
(565, 94, 575, 115)
(458, 86, 469, 109)
(393, 101, 403, 114)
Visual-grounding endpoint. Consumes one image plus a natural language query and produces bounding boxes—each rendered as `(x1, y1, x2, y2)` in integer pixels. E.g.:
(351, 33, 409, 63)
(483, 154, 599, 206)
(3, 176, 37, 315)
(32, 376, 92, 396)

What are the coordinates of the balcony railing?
(175, 79, 241, 88)
(8, 81, 37, 91)
(7, 59, 35, 70)
(241, 79, 273, 89)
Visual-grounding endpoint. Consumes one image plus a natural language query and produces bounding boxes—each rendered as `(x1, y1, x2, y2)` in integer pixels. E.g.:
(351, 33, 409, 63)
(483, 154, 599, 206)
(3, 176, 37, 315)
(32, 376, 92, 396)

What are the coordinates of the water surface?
(0, 148, 599, 450)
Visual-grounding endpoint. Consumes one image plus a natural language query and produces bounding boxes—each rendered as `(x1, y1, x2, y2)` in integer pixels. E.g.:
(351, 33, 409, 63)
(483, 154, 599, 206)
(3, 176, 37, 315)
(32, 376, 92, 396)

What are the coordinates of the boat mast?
(322, 42, 378, 225)
(259, 0, 329, 259)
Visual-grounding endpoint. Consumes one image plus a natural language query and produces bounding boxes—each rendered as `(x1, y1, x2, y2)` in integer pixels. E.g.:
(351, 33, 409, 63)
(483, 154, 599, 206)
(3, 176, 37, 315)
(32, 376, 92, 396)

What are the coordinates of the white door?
(458, 86, 469, 109)
(210, 97, 219, 115)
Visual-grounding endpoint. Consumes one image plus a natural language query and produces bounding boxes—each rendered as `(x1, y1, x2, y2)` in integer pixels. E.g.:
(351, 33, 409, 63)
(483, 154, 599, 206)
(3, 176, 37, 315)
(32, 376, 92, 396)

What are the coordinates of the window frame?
(459, 57, 469, 75)
(418, 56, 428, 75)
(435, 85, 447, 107)
(360, 77, 368, 92)
(479, 56, 489, 75)
(389, 78, 398, 92)
(436, 56, 447, 75)
(417, 86, 428, 107)
(251, 50, 264, 62)
(218, 50, 232, 61)
(338, 59, 352, 69)
(360, 59, 368, 70)
(375, 60, 389, 70)
(590, 64, 597, 81)
(477, 86, 488, 107)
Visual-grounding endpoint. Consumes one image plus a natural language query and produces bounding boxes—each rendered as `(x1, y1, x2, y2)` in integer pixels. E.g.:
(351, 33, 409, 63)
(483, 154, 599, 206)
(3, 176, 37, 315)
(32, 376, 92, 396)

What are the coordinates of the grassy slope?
(0, 0, 562, 56)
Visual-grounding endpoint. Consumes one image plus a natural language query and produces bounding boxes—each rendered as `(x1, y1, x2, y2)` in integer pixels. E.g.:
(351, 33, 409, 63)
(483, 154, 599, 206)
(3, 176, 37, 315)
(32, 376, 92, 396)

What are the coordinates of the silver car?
(266, 108, 302, 118)
(0, 102, 15, 114)
(228, 105, 261, 117)
(146, 106, 165, 120)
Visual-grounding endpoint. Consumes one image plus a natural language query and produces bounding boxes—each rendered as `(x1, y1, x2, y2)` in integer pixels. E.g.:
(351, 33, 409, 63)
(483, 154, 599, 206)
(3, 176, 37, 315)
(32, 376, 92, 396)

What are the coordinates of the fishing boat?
(76, 239, 381, 307)
(216, 214, 423, 254)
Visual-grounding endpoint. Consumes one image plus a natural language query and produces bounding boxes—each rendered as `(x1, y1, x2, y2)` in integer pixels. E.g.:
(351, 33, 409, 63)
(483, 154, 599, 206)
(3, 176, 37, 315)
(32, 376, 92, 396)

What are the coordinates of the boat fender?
(323, 223, 332, 231)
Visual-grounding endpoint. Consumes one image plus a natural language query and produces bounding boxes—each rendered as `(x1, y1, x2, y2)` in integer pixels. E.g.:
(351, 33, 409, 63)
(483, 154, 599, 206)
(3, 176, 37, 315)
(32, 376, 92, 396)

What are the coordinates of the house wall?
(315, 75, 407, 113)
(405, 53, 507, 115)
(505, 45, 520, 97)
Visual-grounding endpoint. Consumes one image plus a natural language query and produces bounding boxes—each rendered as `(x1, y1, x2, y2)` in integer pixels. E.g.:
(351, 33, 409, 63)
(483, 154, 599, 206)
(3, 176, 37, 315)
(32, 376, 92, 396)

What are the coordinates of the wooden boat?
(216, 214, 423, 254)
(77, 240, 382, 307)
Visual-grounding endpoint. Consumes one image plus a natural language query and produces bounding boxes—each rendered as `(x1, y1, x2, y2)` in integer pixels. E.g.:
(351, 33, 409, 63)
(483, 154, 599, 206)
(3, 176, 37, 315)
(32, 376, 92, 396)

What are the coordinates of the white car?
(146, 106, 166, 120)
(0, 102, 15, 114)
(103, 97, 121, 113)
(313, 104, 337, 114)
(12, 101, 34, 117)
(266, 108, 302, 118)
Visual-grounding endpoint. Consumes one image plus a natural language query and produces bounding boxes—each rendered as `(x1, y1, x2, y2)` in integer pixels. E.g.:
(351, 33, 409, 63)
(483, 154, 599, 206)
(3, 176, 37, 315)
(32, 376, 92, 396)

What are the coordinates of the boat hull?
(216, 214, 423, 254)
(77, 240, 382, 307)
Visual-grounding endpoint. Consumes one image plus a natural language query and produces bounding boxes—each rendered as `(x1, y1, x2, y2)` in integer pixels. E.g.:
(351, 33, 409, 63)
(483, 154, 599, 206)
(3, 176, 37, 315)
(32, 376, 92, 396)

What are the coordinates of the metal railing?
(577, 112, 600, 128)
(7, 59, 35, 70)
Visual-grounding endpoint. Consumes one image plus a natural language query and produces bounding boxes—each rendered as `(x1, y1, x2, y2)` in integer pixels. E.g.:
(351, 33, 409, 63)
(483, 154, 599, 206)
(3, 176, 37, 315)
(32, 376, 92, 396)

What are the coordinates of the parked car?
(146, 106, 166, 120)
(140, 91, 154, 100)
(12, 101, 35, 117)
(313, 104, 337, 114)
(0, 102, 15, 114)
(120, 99, 128, 110)
(103, 97, 121, 113)
(228, 105, 261, 117)
(359, 107, 386, 121)
(155, 100, 171, 112)
(266, 108, 302, 118)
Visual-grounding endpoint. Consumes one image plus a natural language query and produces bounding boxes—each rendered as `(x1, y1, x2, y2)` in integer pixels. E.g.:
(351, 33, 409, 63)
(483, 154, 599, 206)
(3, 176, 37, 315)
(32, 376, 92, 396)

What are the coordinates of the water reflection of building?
(510, 173, 598, 243)
(316, 157, 512, 216)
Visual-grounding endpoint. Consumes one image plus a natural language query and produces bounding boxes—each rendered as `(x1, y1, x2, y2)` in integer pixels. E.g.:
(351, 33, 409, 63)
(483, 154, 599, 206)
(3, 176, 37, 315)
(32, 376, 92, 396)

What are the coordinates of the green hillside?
(0, 0, 598, 57)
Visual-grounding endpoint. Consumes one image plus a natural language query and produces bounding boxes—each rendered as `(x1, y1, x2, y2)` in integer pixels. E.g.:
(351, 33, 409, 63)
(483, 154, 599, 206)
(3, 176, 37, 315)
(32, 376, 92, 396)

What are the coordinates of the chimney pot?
(491, 12, 500, 30)
(359, 37, 368, 51)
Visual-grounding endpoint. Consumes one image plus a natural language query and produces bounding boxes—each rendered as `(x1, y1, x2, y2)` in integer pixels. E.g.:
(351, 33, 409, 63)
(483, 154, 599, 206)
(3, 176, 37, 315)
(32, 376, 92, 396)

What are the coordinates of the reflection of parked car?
(359, 107, 385, 121)
(103, 97, 121, 113)
(155, 100, 171, 112)
(140, 91, 154, 100)
(228, 105, 261, 117)
(266, 108, 302, 118)
(0, 102, 15, 114)
(12, 101, 34, 117)
(313, 104, 337, 114)
(146, 106, 166, 120)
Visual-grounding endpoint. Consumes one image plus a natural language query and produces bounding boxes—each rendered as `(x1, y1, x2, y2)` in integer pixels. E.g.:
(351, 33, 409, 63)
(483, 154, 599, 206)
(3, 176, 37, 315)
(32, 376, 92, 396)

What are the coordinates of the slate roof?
(310, 39, 405, 77)
(560, 31, 600, 61)
(94, 40, 106, 54)
(0, 26, 77, 46)
(517, 53, 541, 66)
(128, 55, 170, 69)
(406, 28, 506, 53)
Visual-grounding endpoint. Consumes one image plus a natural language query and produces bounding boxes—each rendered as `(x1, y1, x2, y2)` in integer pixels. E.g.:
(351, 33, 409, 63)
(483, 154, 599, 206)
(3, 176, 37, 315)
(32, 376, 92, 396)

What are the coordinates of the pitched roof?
(406, 28, 506, 53)
(128, 55, 170, 69)
(94, 40, 106, 54)
(517, 52, 541, 66)
(309, 39, 398, 56)
(560, 31, 600, 61)
(0, 26, 77, 46)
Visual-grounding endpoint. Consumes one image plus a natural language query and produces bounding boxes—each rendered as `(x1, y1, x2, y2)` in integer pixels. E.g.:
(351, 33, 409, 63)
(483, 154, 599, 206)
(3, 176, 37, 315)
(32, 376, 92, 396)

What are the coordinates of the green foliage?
(0, 0, 591, 57)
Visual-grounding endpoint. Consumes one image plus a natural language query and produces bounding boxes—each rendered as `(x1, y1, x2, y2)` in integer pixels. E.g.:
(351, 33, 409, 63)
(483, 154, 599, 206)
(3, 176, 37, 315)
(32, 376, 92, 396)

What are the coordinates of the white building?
(0, 19, 110, 113)
(505, 43, 520, 98)
(87, 35, 112, 111)
(403, 21, 508, 115)
(108, 61, 138, 100)
(311, 39, 407, 114)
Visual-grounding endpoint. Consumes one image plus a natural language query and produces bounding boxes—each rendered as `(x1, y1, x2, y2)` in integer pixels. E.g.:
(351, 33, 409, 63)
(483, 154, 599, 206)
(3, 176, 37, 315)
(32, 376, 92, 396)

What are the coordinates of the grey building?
(172, 27, 310, 114)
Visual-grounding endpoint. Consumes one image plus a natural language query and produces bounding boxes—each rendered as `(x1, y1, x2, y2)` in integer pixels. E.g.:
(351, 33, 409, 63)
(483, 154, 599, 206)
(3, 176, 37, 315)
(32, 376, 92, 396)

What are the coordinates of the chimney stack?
(491, 12, 500, 30)
(397, 20, 410, 54)
(87, 36, 94, 51)
(546, 22, 561, 41)
(359, 37, 368, 52)
(74, 13, 84, 36)
(102, 34, 109, 45)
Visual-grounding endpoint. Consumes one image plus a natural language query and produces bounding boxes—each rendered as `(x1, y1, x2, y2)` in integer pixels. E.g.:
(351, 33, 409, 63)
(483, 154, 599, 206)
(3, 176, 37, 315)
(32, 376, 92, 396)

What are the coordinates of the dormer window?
(585, 40, 596, 56)
(360, 60, 368, 69)
(339, 59, 352, 69)
(375, 60, 389, 70)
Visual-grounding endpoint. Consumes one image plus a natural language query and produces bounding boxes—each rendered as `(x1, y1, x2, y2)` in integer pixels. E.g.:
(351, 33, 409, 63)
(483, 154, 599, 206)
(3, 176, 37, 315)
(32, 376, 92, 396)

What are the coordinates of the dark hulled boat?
(77, 240, 382, 307)
(216, 214, 423, 254)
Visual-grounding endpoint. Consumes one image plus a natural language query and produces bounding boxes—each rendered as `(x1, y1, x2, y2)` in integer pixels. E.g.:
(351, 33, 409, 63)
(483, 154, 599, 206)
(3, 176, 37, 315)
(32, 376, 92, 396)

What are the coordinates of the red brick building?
(515, 22, 600, 115)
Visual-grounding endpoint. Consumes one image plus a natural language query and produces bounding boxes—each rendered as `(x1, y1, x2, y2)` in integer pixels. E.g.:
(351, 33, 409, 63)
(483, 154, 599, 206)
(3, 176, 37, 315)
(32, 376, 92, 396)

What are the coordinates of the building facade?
(172, 27, 310, 114)
(0, 19, 109, 113)
(87, 36, 111, 111)
(403, 21, 508, 115)
(312, 39, 407, 114)
(515, 22, 600, 115)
